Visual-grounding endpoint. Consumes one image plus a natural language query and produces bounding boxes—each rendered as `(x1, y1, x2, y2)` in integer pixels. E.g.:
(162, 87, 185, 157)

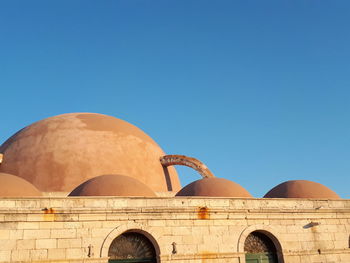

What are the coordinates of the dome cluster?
(0, 113, 341, 199)
(176, 178, 340, 199)
(0, 113, 180, 196)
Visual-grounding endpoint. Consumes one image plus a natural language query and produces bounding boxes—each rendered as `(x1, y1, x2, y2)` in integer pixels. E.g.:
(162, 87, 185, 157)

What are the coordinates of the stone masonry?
(0, 197, 349, 263)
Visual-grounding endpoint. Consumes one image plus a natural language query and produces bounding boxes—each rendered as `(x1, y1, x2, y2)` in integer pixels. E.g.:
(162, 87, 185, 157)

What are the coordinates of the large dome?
(176, 177, 252, 198)
(69, 174, 156, 197)
(0, 173, 42, 197)
(0, 113, 180, 192)
(264, 180, 340, 199)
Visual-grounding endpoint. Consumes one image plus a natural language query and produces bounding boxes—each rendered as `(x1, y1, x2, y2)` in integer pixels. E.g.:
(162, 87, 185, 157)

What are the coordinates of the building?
(0, 113, 349, 263)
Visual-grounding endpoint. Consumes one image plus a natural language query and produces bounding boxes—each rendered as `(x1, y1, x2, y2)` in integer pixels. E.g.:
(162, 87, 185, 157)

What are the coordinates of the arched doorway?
(244, 231, 278, 263)
(108, 231, 157, 263)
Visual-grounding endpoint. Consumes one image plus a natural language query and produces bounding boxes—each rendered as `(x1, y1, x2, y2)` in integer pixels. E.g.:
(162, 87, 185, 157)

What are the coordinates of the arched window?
(108, 232, 157, 263)
(244, 231, 278, 263)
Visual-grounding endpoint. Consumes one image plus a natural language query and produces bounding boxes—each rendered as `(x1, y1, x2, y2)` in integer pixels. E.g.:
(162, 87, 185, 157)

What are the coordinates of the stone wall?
(0, 197, 349, 263)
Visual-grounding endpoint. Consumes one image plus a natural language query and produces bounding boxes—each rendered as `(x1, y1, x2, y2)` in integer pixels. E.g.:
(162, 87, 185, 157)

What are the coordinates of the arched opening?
(108, 231, 158, 263)
(244, 231, 279, 263)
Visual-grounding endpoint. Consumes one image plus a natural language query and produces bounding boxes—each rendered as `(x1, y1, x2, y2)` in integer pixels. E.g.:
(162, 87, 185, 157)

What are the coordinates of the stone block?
(0, 239, 16, 250)
(176, 243, 197, 254)
(314, 232, 333, 241)
(197, 243, 219, 253)
(334, 240, 347, 249)
(17, 239, 35, 250)
(0, 250, 11, 262)
(63, 221, 82, 228)
(30, 249, 48, 260)
(15, 200, 40, 208)
(79, 213, 106, 221)
(66, 248, 84, 259)
(286, 225, 302, 233)
(156, 226, 173, 236)
(281, 233, 299, 242)
(126, 198, 147, 208)
(106, 213, 129, 221)
(217, 243, 235, 253)
(192, 226, 210, 237)
(4, 213, 27, 222)
(102, 220, 118, 228)
(283, 241, 301, 251)
(84, 199, 108, 208)
(209, 199, 230, 207)
(26, 213, 46, 222)
(91, 228, 110, 238)
(39, 221, 64, 229)
(203, 234, 222, 246)
(148, 220, 167, 227)
(166, 219, 183, 227)
(36, 238, 57, 249)
(11, 249, 30, 261)
(48, 248, 66, 259)
(54, 213, 79, 222)
(23, 229, 51, 239)
(9, 229, 23, 239)
(51, 228, 77, 239)
(146, 199, 168, 207)
(182, 235, 196, 244)
(0, 200, 16, 207)
(81, 237, 102, 247)
(58, 238, 82, 248)
(76, 228, 90, 238)
(0, 229, 9, 239)
(84, 221, 103, 228)
(284, 255, 301, 263)
(159, 235, 183, 247)
(107, 199, 128, 208)
(17, 222, 40, 229)
(300, 240, 315, 250)
(0, 222, 18, 230)
(209, 226, 228, 235)
(172, 226, 192, 236)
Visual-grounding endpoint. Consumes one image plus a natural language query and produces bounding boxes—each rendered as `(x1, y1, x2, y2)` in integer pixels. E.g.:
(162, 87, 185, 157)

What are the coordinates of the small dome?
(0, 173, 42, 197)
(69, 174, 156, 197)
(176, 177, 252, 197)
(264, 180, 340, 199)
(0, 113, 180, 192)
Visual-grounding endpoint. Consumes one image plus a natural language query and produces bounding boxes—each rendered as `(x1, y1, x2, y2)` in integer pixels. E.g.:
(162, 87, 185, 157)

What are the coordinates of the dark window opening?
(244, 231, 279, 263)
(108, 232, 157, 263)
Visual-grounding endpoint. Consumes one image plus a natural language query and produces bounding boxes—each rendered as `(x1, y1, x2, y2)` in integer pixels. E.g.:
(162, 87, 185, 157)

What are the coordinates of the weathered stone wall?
(0, 197, 349, 263)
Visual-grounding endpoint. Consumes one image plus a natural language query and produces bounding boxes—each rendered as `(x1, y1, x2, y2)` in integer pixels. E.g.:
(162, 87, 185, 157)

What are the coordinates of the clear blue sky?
(1, 1, 350, 198)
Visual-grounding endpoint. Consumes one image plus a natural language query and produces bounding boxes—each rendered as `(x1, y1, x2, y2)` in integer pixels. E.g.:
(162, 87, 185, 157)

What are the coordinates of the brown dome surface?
(0, 113, 180, 192)
(264, 180, 340, 199)
(69, 174, 156, 197)
(176, 177, 252, 197)
(0, 173, 42, 197)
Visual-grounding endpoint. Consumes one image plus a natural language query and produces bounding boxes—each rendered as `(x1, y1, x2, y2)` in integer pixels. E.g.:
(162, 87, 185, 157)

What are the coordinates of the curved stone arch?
(237, 224, 284, 263)
(160, 155, 215, 179)
(100, 222, 162, 263)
